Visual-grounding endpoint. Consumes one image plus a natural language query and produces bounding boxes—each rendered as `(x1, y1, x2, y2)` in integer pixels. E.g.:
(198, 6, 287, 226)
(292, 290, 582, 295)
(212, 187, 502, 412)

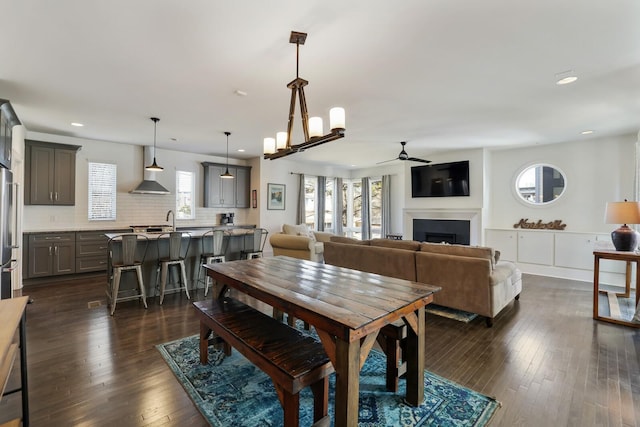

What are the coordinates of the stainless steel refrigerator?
(0, 167, 16, 299)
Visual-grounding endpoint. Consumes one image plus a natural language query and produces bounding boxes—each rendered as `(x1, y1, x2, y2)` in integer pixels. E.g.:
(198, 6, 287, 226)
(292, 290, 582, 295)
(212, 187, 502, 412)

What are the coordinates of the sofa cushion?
(324, 242, 417, 281)
(419, 242, 496, 268)
(329, 236, 370, 245)
(283, 223, 316, 241)
(369, 238, 421, 251)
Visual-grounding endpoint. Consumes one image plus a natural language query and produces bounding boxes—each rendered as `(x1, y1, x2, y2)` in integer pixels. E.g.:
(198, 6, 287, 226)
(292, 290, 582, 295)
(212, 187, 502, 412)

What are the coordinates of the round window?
(514, 164, 566, 205)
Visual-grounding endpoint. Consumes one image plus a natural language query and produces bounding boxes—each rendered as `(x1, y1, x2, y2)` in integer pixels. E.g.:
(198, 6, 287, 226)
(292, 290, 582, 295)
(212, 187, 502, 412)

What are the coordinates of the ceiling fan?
(377, 141, 431, 164)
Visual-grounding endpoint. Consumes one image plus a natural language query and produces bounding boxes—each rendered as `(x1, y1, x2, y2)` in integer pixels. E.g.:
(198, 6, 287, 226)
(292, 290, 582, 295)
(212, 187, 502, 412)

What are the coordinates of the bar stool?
(196, 229, 227, 296)
(106, 234, 149, 316)
(241, 228, 268, 259)
(156, 231, 191, 304)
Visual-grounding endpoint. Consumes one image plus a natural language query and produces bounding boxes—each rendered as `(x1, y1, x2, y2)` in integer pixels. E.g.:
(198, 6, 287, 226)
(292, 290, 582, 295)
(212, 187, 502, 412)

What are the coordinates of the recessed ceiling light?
(237, 149, 245, 152)
(234, 89, 248, 97)
(556, 76, 577, 85)
(581, 130, 594, 135)
(555, 70, 578, 85)
(71, 122, 84, 127)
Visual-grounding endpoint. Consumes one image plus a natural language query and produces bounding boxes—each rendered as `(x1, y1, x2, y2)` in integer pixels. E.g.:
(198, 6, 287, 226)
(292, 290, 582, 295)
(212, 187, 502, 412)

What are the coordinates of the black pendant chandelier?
(220, 131, 234, 179)
(145, 117, 164, 172)
(263, 31, 345, 160)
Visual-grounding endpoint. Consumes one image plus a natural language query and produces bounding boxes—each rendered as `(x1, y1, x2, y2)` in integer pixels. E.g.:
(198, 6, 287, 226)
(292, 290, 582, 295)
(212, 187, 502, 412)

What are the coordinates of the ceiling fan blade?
(376, 158, 399, 165)
(407, 157, 431, 164)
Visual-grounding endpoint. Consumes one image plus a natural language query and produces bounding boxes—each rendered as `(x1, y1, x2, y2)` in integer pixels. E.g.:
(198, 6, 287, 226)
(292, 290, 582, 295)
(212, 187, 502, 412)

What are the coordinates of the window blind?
(88, 162, 117, 220)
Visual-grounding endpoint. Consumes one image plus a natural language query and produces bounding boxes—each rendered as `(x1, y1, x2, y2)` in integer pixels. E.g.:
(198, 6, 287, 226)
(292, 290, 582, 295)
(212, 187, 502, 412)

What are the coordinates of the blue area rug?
(157, 335, 500, 426)
(425, 304, 478, 323)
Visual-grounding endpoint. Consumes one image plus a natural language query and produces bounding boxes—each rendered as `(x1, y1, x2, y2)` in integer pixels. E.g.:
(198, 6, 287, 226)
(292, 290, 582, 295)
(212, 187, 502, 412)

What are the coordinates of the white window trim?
(88, 162, 117, 221)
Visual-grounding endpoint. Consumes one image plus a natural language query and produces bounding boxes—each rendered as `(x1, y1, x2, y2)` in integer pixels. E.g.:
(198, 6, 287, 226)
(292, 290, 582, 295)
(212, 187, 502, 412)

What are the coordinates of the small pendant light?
(220, 131, 234, 179)
(145, 117, 164, 172)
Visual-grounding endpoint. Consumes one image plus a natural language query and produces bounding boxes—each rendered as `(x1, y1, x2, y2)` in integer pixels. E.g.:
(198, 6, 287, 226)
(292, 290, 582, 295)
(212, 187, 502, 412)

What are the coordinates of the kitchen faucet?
(166, 210, 175, 231)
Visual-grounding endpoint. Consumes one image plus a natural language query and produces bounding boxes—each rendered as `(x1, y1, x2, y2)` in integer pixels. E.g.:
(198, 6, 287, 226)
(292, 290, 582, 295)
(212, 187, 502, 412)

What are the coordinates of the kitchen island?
(104, 226, 258, 298)
(22, 225, 257, 294)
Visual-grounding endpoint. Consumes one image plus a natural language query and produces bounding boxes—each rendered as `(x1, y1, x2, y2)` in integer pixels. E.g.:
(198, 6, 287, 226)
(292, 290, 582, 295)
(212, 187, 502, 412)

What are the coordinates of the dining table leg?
(333, 336, 360, 427)
(404, 306, 426, 406)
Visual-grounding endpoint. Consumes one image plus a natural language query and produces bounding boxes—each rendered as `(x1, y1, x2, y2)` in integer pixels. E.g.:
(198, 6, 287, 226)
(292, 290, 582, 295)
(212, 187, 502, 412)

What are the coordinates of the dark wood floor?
(1, 273, 638, 426)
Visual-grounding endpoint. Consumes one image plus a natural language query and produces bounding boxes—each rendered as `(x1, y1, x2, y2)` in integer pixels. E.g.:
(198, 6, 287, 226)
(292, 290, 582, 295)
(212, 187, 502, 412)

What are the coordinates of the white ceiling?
(1, 0, 639, 168)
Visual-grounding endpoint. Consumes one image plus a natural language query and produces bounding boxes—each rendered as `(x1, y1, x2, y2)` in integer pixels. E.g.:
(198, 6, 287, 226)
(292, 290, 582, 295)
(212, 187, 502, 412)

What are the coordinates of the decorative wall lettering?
(513, 219, 567, 230)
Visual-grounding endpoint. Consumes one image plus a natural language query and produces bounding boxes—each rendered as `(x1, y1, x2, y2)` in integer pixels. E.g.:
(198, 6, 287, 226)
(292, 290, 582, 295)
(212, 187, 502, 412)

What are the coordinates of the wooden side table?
(593, 250, 640, 328)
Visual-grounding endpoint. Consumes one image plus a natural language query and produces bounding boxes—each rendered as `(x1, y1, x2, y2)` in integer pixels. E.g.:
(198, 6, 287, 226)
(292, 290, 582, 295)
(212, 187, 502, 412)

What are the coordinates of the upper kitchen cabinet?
(25, 140, 81, 205)
(202, 162, 251, 208)
(0, 100, 21, 170)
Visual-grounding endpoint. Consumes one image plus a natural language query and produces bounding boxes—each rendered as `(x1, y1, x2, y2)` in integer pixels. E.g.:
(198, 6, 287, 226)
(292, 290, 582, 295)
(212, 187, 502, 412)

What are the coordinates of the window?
(176, 170, 195, 219)
(370, 178, 382, 238)
(339, 177, 382, 239)
(323, 179, 334, 232)
(304, 176, 317, 229)
(340, 179, 361, 238)
(88, 162, 116, 220)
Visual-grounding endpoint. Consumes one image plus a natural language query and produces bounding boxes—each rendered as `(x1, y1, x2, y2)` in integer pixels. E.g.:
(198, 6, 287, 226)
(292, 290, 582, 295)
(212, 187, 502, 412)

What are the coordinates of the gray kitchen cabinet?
(26, 232, 76, 278)
(0, 100, 20, 169)
(234, 166, 250, 208)
(75, 231, 111, 274)
(202, 162, 251, 208)
(25, 140, 81, 205)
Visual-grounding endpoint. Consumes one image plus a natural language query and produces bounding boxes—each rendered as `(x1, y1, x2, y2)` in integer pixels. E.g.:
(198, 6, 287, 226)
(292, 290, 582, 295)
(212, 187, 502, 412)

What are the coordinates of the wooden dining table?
(204, 256, 440, 427)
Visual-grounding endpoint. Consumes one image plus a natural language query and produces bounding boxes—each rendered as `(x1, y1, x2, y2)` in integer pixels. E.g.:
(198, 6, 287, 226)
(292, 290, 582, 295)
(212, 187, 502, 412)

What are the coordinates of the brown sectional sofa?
(323, 237, 522, 326)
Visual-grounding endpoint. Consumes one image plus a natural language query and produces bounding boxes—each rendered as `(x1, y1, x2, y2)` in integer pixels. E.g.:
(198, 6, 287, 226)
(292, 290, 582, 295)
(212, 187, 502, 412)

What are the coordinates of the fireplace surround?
(404, 209, 482, 245)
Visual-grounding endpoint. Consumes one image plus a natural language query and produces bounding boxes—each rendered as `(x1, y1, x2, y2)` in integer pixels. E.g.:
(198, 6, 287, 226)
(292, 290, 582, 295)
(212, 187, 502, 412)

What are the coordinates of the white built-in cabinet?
(485, 229, 625, 276)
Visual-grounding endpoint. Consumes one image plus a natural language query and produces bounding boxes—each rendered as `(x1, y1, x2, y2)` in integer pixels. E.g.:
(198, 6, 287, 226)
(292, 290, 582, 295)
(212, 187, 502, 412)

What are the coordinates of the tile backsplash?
(24, 194, 248, 231)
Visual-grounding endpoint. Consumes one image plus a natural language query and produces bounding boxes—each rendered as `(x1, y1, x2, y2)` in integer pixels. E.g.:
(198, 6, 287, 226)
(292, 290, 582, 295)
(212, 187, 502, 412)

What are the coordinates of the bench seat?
(193, 298, 334, 427)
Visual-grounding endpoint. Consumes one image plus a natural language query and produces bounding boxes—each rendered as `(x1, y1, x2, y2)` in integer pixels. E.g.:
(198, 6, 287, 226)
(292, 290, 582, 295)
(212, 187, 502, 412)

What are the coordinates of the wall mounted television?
(411, 160, 470, 197)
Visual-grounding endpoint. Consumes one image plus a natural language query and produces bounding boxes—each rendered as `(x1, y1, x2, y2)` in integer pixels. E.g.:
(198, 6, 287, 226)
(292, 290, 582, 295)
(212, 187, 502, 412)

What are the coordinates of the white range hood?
(130, 146, 170, 195)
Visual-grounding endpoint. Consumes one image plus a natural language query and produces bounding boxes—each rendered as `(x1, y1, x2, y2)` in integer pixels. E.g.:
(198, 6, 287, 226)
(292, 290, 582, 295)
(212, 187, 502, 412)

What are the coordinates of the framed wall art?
(267, 183, 285, 210)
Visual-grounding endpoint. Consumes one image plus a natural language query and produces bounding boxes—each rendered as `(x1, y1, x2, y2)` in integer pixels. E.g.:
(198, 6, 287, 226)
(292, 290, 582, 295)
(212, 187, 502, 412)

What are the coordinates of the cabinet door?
(53, 149, 76, 205)
(204, 164, 225, 207)
(554, 233, 597, 270)
(235, 167, 250, 208)
(220, 167, 236, 207)
(485, 229, 517, 262)
(517, 231, 554, 265)
(29, 145, 55, 205)
(28, 242, 53, 278)
(53, 241, 75, 275)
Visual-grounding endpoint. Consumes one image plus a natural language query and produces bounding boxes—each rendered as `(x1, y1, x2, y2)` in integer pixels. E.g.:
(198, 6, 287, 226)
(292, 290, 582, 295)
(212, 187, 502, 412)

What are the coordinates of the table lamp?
(604, 199, 640, 251)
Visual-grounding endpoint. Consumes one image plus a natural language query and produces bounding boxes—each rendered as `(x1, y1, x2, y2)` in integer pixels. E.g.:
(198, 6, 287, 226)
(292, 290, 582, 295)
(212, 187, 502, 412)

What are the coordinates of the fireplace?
(403, 209, 481, 245)
(413, 219, 470, 244)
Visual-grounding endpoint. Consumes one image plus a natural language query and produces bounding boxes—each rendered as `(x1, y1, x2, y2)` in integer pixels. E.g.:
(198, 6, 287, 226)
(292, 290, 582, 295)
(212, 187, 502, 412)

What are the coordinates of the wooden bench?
(378, 320, 408, 392)
(193, 298, 334, 427)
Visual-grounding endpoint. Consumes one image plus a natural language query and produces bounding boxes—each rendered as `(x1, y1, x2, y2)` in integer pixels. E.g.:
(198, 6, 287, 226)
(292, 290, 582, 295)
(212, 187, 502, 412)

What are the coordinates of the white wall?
(23, 131, 252, 231)
(486, 133, 636, 234)
(257, 157, 351, 255)
(23, 130, 638, 268)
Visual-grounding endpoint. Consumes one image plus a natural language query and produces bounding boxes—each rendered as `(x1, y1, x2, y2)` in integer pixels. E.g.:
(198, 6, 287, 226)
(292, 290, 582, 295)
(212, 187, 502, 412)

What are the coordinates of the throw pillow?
(283, 224, 316, 241)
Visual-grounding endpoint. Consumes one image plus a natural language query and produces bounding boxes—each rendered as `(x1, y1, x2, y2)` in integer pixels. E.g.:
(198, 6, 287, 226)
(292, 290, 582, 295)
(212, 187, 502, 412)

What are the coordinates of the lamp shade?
(605, 200, 640, 251)
(604, 201, 640, 224)
(276, 132, 288, 150)
(329, 107, 345, 130)
(309, 117, 323, 137)
(263, 137, 276, 154)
